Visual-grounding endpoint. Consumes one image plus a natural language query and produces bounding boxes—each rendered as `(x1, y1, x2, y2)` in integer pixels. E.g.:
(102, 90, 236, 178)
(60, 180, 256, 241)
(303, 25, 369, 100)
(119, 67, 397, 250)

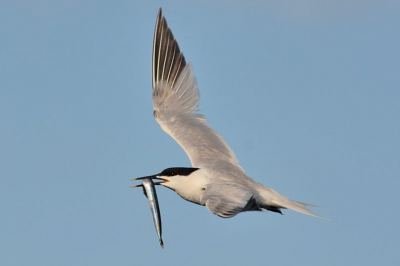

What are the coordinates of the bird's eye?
(161, 169, 175, 176)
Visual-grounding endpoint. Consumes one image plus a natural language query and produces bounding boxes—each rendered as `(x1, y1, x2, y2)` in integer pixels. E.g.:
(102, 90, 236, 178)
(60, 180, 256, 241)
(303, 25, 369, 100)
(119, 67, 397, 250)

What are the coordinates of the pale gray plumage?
(135, 8, 322, 219)
(201, 182, 260, 218)
(152, 9, 248, 177)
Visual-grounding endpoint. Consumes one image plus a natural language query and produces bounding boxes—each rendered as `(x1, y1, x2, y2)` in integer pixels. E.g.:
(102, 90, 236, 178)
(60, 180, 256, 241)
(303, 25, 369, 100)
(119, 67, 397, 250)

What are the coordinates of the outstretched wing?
(200, 183, 261, 218)
(152, 8, 248, 176)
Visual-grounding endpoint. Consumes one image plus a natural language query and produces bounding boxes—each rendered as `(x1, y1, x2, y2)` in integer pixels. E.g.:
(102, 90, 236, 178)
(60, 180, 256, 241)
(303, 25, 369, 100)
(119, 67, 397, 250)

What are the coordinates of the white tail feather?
(271, 199, 324, 219)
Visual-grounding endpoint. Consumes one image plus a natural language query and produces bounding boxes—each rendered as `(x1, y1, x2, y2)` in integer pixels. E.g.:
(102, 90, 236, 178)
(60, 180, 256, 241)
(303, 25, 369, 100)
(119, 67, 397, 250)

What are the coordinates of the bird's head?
(131, 167, 199, 190)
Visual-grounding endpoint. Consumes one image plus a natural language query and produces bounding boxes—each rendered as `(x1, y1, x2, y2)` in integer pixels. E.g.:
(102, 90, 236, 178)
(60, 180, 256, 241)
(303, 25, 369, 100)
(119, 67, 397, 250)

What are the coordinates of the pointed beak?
(130, 184, 143, 188)
(130, 174, 158, 181)
(130, 175, 169, 188)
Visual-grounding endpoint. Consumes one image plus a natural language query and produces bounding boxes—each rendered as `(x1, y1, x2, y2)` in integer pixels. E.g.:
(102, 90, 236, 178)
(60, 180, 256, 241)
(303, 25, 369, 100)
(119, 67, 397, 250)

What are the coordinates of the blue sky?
(1, 1, 399, 265)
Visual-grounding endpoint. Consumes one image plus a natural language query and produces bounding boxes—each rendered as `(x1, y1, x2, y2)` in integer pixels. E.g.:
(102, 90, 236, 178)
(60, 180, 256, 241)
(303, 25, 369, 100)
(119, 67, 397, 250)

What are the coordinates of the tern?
(132, 8, 321, 219)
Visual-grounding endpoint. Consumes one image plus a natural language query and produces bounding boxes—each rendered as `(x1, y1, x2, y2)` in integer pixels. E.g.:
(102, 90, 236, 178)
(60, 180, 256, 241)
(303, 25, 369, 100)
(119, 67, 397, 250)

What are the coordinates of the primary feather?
(152, 9, 247, 175)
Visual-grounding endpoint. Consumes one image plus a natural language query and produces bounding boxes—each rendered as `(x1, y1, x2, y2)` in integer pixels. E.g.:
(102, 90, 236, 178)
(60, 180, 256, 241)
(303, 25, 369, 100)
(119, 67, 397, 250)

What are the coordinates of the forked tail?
(259, 186, 324, 218)
(270, 198, 323, 218)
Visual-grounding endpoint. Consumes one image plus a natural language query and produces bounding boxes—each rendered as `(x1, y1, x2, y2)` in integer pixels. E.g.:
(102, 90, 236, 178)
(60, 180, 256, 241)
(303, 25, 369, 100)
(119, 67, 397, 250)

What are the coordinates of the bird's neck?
(163, 168, 210, 205)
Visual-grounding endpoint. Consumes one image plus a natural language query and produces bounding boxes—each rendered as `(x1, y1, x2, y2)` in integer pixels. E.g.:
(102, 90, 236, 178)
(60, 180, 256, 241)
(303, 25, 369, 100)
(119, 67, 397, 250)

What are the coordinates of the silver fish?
(132, 178, 164, 248)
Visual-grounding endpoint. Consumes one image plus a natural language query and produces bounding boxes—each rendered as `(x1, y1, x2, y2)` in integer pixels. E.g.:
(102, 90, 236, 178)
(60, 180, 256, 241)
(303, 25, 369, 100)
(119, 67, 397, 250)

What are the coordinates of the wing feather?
(152, 8, 248, 175)
(200, 183, 261, 218)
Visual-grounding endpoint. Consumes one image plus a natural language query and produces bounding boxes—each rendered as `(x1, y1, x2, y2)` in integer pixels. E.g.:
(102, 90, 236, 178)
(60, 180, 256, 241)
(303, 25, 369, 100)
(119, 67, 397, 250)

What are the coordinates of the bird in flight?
(132, 8, 321, 219)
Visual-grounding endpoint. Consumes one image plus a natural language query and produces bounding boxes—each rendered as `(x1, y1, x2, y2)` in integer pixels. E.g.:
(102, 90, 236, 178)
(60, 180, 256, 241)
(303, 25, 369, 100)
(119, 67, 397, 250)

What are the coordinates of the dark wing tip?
(152, 8, 187, 89)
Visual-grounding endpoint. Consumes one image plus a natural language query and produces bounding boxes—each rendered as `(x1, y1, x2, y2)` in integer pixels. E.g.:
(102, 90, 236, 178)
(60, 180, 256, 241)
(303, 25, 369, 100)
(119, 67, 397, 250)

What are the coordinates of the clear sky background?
(1, 1, 399, 265)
